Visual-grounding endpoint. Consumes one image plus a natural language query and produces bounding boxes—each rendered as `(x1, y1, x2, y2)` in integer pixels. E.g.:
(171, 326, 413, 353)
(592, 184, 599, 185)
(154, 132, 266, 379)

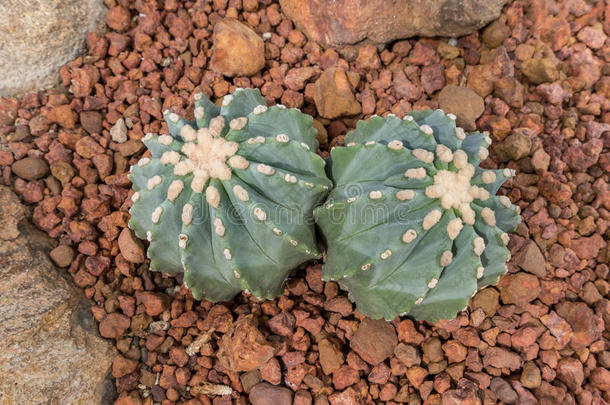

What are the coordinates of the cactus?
(128, 89, 332, 301)
(315, 110, 521, 321)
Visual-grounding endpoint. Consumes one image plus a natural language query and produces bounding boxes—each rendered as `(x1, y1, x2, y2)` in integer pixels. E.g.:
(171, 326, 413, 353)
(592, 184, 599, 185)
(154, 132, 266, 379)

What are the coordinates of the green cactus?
(128, 89, 332, 301)
(315, 110, 521, 321)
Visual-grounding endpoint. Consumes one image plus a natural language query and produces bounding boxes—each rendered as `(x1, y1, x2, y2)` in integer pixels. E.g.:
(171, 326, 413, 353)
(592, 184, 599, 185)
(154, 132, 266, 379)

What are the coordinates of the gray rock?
(0, 185, 116, 404)
(280, 0, 509, 49)
(0, 0, 107, 96)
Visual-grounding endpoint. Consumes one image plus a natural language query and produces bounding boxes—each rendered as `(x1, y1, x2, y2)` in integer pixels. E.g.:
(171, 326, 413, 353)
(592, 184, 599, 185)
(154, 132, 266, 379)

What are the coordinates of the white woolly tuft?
(423, 210, 442, 230)
(481, 207, 496, 227)
(402, 229, 417, 244)
(147, 175, 162, 190)
(473, 237, 485, 256)
(151, 206, 163, 223)
(206, 186, 220, 208)
(182, 204, 193, 225)
(167, 179, 184, 202)
(412, 148, 435, 164)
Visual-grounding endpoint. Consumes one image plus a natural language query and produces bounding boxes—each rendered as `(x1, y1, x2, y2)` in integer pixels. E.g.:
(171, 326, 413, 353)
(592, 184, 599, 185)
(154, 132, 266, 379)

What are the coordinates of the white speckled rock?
(0, 186, 116, 404)
(0, 0, 107, 96)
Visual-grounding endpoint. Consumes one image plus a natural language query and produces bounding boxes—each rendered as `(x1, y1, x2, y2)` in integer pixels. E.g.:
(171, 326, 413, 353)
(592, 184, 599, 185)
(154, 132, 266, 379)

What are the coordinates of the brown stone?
(512, 240, 546, 277)
(437, 85, 484, 131)
(314, 68, 361, 119)
(118, 228, 145, 263)
(319, 338, 345, 375)
(520, 58, 559, 84)
(11, 157, 49, 180)
(471, 288, 499, 317)
(350, 318, 397, 365)
(210, 18, 265, 77)
(0, 186, 115, 403)
(49, 245, 75, 268)
(249, 383, 293, 405)
(279, 0, 508, 48)
(218, 315, 276, 372)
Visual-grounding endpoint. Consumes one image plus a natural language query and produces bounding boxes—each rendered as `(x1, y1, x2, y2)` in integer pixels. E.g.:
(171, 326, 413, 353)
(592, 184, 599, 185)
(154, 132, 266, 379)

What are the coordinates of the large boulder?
(279, 0, 509, 48)
(0, 186, 116, 404)
(0, 0, 106, 96)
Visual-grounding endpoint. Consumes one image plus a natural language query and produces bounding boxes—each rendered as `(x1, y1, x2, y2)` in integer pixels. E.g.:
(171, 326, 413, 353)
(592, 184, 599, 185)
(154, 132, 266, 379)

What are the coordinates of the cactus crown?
(128, 89, 331, 301)
(315, 110, 521, 321)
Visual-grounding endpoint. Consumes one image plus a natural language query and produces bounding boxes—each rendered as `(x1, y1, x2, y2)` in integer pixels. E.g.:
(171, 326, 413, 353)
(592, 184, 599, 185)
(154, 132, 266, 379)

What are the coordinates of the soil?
(0, 0, 609, 404)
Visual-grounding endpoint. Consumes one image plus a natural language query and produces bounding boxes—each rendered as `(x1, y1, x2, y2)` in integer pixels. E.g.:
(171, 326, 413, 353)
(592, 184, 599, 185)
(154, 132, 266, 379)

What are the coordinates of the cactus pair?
(128, 89, 520, 321)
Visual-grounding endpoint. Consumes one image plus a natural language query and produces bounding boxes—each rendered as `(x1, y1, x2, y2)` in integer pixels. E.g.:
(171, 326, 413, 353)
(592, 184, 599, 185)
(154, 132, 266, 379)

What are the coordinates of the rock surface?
(210, 18, 265, 77)
(279, 0, 509, 48)
(0, 0, 107, 96)
(0, 186, 115, 404)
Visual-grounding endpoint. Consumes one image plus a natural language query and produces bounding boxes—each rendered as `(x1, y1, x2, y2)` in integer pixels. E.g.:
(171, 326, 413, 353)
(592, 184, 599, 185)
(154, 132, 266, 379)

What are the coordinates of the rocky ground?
(0, 0, 609, 404)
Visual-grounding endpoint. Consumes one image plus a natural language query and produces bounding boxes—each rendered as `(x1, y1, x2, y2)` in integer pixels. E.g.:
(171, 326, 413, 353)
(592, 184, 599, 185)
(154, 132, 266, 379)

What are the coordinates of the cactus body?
(128, 89, 331, 301)
(315, 110, 521, 321)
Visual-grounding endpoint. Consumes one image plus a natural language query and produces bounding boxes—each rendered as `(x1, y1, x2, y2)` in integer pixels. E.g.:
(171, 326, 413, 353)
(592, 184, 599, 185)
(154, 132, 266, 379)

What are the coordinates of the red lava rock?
(210, 18, 265, 77)
(328, 387, 359, 405)
(350, 318, 397, 365)
(323, 297, 353, 317)
(318, 338, 345, 375)
(118, 228, 145, 263)
(555, 301, 603, 350)
(498, 272, 540, 307)
(267, 311, 296, 337)
(113, 355, 139, 378)
(105, 6, 131, 32)
(555, 357, 584, 392)
(355, 45, 381, 70)
(113, 396, 142, 405)
(406, 366, 428, 389)
(394, 343, 421, 367)
(260, 358, 282, 385)
(397, 319, 424, 345)
(368, 362, 391, 384)
(136, 291, 169, 317)
(539, 311, 573, 349)
(99, 313, 131, 339)
(483, 347, 521, 371)
(218, 315, 276, 372)
(332, 365, 359, 390)
(570, 233, 605, 260)
(589, 367, 610, 391)
(42, 104, 78, 129)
